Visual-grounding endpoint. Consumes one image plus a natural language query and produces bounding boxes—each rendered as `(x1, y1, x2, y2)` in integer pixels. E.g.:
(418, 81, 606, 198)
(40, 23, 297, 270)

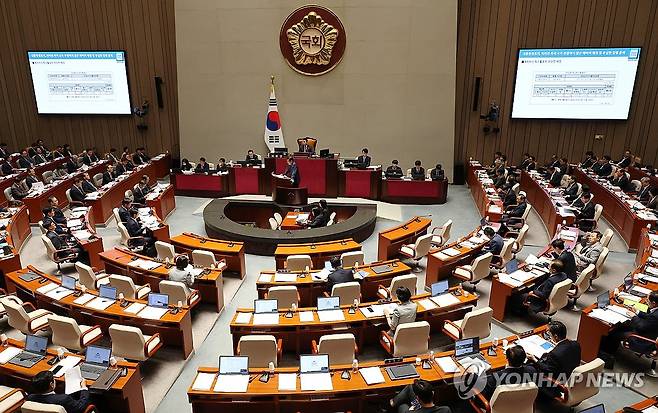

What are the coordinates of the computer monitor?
(317, 296, 340, 311)
(25, 334, 48, 354)
(254, 299, 278, 314)
(85, 345, 111, 366)
(579, 404, 605, 413)
(61, 274, 76, 290)
(219, 356, 249, 375)
(274, 147, 288, 154)
(480, 217, 489, 227)
(431, 280, 449, 297)
(624, 273, 634, 291)
(300, 354, 329, 373)
(597, 292, 610, 309)
(148, 293, 169, 308)
(454, 337, 479, 359)
(99, 285, 117, 300)
(319, 149, 330, 158)
(505, 259, 519, 274)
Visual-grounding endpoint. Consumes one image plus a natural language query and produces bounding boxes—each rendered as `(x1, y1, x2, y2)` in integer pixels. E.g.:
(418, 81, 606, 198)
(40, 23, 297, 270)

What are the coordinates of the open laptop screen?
(148, 293, 169, 308)
(219, 356, 249, 374)
(61, 274, 76, 290)
(431, 280, 449, 296)
(25, 335, 48, 354)
(254, 299, 278, 314)
(597, 292, 610, 309)
(300, 354, 329, 373)
(317, 296, 340, 311)
(85, 345, 111, 366)
(455, 337, 479, 358)
(99, 285, 117, 300)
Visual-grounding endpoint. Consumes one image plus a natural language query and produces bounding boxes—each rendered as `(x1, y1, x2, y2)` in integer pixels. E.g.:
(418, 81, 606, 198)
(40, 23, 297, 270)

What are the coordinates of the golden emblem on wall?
(286, 12, 338, 66)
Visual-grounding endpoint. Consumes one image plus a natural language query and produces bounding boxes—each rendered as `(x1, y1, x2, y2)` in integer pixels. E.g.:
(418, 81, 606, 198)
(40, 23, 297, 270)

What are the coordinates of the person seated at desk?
(0, 159, 13, 176)
(126, 208, 156, 257)
(81, 172, 97, 193)
(65, 156, 79, 174)
(298, 138, 314, 154)
(195, 157, 210, 174)
(326, 256, 355, 292)
(245, 149, 259, 163)
(25, 168, 40, 190)
(51, 145, 64, 159)
(500, 185, 517, 208)
(637, 177, 652, 203)
(133, 177, 150, 205)
(481, 226, 503, 256)
(48, 196, 67, 225)
(306, 206, 328, 228)
(544, 154, 561, 170)
(486, 153, 506, 177)
(10, 179, 28, 200)
(0, 142, 10, 160)
(133, 147, 150, 165)
(493, 168, 506, 189)
(215, 157, 229, 173)
(548, 166, 564, 187)
(118, 199, 132, 223)
(389, 379, 451, 413)
(53, 167, 68, 180)
(27, 370, 93, 413)
(646, 187, 658, 211)
(593, 155, 613, 177)
(616, 149, 632, 168)
(599, 290, 658, 368)
(610, 168, 630, 191)
(385, 160, 404, 179)
(45, 220, 88, 264)
(34, 139, 49, 156)
(169, 255, 195, 287)
(32, 147, 47, 165)
(384, 286, 417, 336)
(284, 156, 300, 187)
(519, 260, 570, 314)
(180, 158, 193, 172)
(113, 158, 127, 176)
(62, 144, 74, 158)
(574, 192, 594, 223)
(632, 156, 643, 168)
(430, 164, 445, 180)
(69, 177, 86, 203)
(82, 148, 99, 166)
(550, 239, 576, 281)
(563, 176, 579, 202)
(357, 148, 371, 168)
(17, 149, 33, 169)
(43, 209, 70, 235)
(102, 165, 115, 185)
(481, 345, 536, 400)
(410, 160, 425, 180)
(519, 153, 532, 170)
(500, 194, 527, 226)
(573, 231, 602, 271)
(106, 147, 120, 164)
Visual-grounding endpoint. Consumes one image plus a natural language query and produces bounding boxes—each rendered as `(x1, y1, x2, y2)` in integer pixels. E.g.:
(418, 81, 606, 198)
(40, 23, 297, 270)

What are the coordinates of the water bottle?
(269, 362, 275, 374)
(429, 350, 435, 363)
(352, 359, 358, 373)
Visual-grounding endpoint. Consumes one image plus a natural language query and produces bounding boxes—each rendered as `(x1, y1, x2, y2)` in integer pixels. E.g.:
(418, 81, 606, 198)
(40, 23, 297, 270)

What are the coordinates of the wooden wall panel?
(0, 0, 179, 156)
(456, 0, 658, 168)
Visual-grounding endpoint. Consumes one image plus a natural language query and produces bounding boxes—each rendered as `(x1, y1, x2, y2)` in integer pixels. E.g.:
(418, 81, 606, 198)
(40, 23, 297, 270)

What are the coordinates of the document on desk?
(460, 241, 477, 249)
(638, 273, 658, 283)
(191, 373, 216, 391)
(497, 273, 523, 287)
(213, 374, 249, 393)
(124, 302, 146, 314)
(517, 335, 554, 359)
(645, 266, 658, 276)
(36, 283, 58, 295)
(642, 406, 658, 413)
(558, 207, 576, 217)
(317, 309, 345, 322)
(299, 311, 315, 322)
(278, 373, 297, 391)
(435, 357, 458, 373)
(73, 293, 95, 305)
(418, 298, 438, 311)
(84, 192, 100, 200)
(430, 293, 461, 307)
(590, 308, 630, 325)
(0, 347, 21, 364)
(85, 297, 115, 311)
(67, 219, 82, 228)
(488, 205, 502, 213)
(300, 373, 333, 391)
(51, 356, 82, 377)
(46, 286, 75, 300)
(72, 230, 93, 240)
(360, 366, 385, 385)
(509, 270, 536, 284)
(432, 252, 450, 261)
(258, 273, 273, 283)
(65, 366, 84, 394)
(525, 254, 539, 265)
(469, 236, 486, 244)
(139, 306, 169, 320)
(234, 312, 252, 324)
(253, 313, 279, 325)
(632, 285, 652, 296)
(274, 273, 297, 282)
(441, 247, 461, 257)
(360, 304, 394, 318)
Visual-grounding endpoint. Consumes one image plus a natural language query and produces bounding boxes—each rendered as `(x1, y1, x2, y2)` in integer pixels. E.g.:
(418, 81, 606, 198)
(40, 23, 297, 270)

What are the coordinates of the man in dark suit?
(493, 169, 506, 189)
(43, 210, 70, 235)
(563, 176, 579, 202)
(298, 138, 313, 154)
(326, 256, 355, 292)
(522, 260, 570, 313)
(610, 169, 630, 191)
(580, 151, 597, 169)
(385, 160, 403, 178)
(646, 188, 658, 211)
(62, 144, 74, 157)
(32, 148, 47, 165)
(0, 143, 10, 160)
(17, 150, 33, 169)
(48, 196, 67, 225)
(357, 148, 371, 168)
(284, 157, 300, 187)
(126, 208, 156, 256)
(430, 164, 445, 180)
(245, 149, 259, 163)
(545, 154, 560, 170)
(10, 180, 28, 200)
(549, 166, 564, 187)
(27, 370, 93, 413)
(113, 160, 126, 176)
(575, 192, 595, 222)
(0, 160, 13, 176)
(481, 226, 504, 256)
(82, 148, 99, 165)
(106, 147, 120, 164)
(525, 155, 537, 171)
(51, 145, 64, 159)
(102, 165, 114, 185)
(616, 150, 632, 168)
(25, 168, 40, 190)
(81, 172, 97, 193)
(501, 194, 528, 229)
(519, 153, 532, 170)
(595, 156, 613, 177)
(389, 379, 451, 413)
(132, 147, 150, 165)
(551, 239, 577, 281)
(501, 186, 517, 208)
(45, 220, 87, 263)
(133, 179, 149, 205)
(306, 207, 328, 228)
(65, 156, 79, 174)
(69, 177, 86, 202)
(194, 157, 210, 173)
(410, 160, 425, 180)
(599, 290, 658, 368)
(482, 345, 536, 400)
(118, 199, 132, 222)
(637, 177, 653, 204)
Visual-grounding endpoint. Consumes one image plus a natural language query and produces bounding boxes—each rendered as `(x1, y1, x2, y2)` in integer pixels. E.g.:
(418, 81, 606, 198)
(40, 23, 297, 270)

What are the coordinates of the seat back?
(411, 234, 433, 259)
(155, 241, 176, 260)
(64, 189, 73, 204)
(48, 314, 83, 351)
(560, 174, 571, 188)
(546, 279, 573, 315)
(124, 190, 134, 202)
(630, 179, 642, 191)
(329, 211, 337, 221)
(499, 239, 515, 264)
(40, 235, 57, 262)
(3, 187, 13, 202)
(42, 170, 54, 184)
(267, 286, 298, 309)
(490, 382, 538, 413)
(601, 229, 614, 248)
(565, 358, 604, 406)
(75, 262, 98, 290)
(439, 219, 453, 242)
(117, 222, 131, 246)
(109, 274, 138, 299)
(238, 335, 278, 368)
(286, 254, 312, 271)
(461, 307, 493, 339)
(318, 333, 356, 365)
(331, 282, 361, 305)
(594, 247, 609, 278)
(112, 208, 121, 223)
(572, 264, 595, 299)
(159, 280, 190, 305)
(392, 321, 430, 357)
(340, 251, 364, 268)
(192, 249, 216, 267)
(326, 218, 334, 226)
(21, 401, 66, 413)
(389, 274, 417, 298)
(512, 183, 520, 195)
(514, 224, 529, 250)
(273, 212, 283, 225)
(93, 173, 103, 187)
(593, 204, 603, 222)
(575, 183, 583, 197)
(521, 203, 532, 220)
(0, 296, 30, 333)
(37, 221, 47, 235)
(109, 324, 146, 361)
(269, 217, 278, 230)
(471, 253, 493, 282)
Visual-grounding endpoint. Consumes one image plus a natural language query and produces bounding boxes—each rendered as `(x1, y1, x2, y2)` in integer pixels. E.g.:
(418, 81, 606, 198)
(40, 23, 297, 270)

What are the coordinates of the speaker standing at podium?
(284, 157, 300, 187)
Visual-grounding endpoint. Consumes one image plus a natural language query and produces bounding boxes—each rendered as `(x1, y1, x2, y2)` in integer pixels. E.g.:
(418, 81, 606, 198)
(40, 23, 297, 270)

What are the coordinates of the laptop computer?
(454, 337, 488, 367)
(61, 274, 76, 290)
(597, 291, 611, 309)
(10, 334, 48, 368)
(299, 354, 333, 391)
(505, 259, 519, 274)
(384, 363, 420, 381)
(431, 280, 450, 297)
(623, 273, 634, 292)
(371, 264, 393, 274)
(99, 285, 117, 301)
(80, 345, 111, 380)
(319, 149, 330, 158)
(317, 296, 344, 322)
(214, 356, 250, 392)
(479, 217, 489, 227)
(148, 292, 169, 308)
(579, 404, 605, 413)
(253, 299, 279, 325)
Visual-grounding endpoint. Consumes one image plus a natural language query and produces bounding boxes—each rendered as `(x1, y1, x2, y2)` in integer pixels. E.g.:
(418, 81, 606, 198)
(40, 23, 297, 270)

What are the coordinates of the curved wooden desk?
(520, 170, 575, 237)
(274, 239, 361, 269)
(99, 247, 224, 313)
(616, 397, 658, 412)
(573, 168, 655, 251)
(0, 338, 145, 413)
(145, 183, 176, 219)
(187, 327, 548, 413)
(377, 217, 431, 261)
(69, 206, 105, 270)
(256, 259, 411, 306)
(466, 161, 504, 221)
(231, 287, 476, 354)
(5, 266, 194, 359)
(170, 233, 246, 278)
(0, 205, 30, 288)
(172, 172, 230, 197)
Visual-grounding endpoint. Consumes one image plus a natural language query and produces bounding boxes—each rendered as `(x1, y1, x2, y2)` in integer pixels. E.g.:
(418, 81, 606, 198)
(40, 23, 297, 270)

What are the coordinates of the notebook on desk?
(139, 293, 170, 320)
(299, 354, 332, 391)
(213, 356, 249, 393)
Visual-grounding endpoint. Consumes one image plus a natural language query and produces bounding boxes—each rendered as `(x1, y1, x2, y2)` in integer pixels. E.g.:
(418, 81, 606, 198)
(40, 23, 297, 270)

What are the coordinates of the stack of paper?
(418, 298, 438, 311)
(213, 374, 249, 393)
(50, 356, 82, 377)
(435, 357, 458, 373)
(517, 335, 554, 359)
(590, 308, 630, 325)
(278, 373, 297, 390)
(258, 274, 273, 283)
(45, 286, 75, 300)
(191, 373, 216, 391)
(509, 270, 536, 284)
(67, 219, 83, 228)
(36, 283, 58, 295)
(234, 313, 252, 324)
(274, 273, 297, 282)
(430, 293, 461, 307)
(253, 313, 279, 325)
(360, 367, 385, 385)
(124, 302, 146, 314)
(139, 306, 169, 320)
(442, 248, 461, 257)
(85, 297, 115, 311)
(498, 273, 522, 287)
(298, 311, 314, 322)
(72, 230, 93, 241)
(317, 309, 344, 322)
(0, 347, 21, 364)
(300, 373, 333, 391)
(631, 285, 652, 296)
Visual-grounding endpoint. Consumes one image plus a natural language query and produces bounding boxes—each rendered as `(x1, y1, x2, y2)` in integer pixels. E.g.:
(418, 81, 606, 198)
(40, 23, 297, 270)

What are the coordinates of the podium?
(271, 174, 308, 206)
